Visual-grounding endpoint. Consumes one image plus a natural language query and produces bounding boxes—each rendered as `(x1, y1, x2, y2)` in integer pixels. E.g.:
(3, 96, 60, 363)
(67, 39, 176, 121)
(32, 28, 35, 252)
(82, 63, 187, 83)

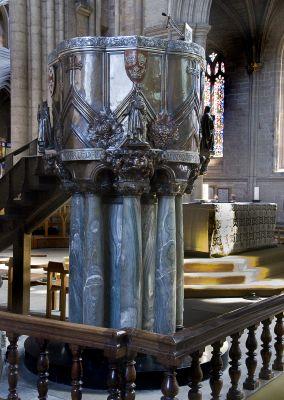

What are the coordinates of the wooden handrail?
(127, 294, 284, 364)
(0, 293, 283, 365)
(0, 311, 126, 357)
(0, 295, 283, 398)
(0, 138, 38, 164)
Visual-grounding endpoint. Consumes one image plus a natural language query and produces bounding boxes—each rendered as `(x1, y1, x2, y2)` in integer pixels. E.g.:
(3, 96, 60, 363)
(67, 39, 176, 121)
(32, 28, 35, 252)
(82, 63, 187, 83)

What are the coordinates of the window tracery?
(204, 52, 225, 157)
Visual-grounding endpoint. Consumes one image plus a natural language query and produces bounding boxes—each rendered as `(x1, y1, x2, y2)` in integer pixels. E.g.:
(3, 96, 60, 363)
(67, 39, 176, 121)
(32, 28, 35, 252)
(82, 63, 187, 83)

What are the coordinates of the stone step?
(184, 272, 248, 285)
(184, 278, 284, 298)
(183, 257, 249, 273)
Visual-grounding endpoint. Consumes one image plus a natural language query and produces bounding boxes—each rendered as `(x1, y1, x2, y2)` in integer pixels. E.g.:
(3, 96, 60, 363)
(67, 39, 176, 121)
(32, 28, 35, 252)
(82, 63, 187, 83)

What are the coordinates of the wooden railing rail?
(0, 138, 38, 175)
(127, 294, 284, 363)
(0, 294, 283, 399)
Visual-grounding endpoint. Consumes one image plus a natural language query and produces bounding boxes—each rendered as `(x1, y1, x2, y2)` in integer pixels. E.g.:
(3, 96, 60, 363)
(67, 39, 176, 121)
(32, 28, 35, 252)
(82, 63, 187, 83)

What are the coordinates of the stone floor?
(0, 248, 283, 399)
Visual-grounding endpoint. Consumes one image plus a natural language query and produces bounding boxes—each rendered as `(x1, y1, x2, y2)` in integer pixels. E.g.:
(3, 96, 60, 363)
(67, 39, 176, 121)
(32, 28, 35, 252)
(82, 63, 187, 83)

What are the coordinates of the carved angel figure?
(37, 101, 53, 153)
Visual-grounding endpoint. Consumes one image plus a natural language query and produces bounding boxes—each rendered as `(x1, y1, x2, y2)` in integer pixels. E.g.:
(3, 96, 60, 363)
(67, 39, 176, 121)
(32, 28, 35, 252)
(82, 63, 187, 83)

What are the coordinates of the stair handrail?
(0, 138, 38, 176)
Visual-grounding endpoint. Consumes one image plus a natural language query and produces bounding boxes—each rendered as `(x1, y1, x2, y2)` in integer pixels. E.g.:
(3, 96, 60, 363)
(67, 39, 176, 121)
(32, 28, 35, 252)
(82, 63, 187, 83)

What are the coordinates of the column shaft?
(141, 196, 157, 331)
(175, 195, 184, 330)
(83, 193, 104, 326)
(120, 196, 143, 328)
(107, 198, 123, 328)
(29, 0, 42, 139)
(154, 195, 177, 334)
(55, 0, 65, 44)
(10, 0, 29, 148)
(69, 193, 85, 323)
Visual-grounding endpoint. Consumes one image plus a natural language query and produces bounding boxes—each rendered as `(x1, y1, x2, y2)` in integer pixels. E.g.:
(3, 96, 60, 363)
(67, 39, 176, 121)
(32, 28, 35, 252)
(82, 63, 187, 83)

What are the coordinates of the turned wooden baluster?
(272, 313, 284, 371)
(188, 349, 203, 400)
(124, 354, 136, 400)
(107, 359, 122, 400)
(259, 319, 274, 380)
(7, 333, 20, 400)
(243, 325, 259, 391)
(226, 332, 244, 400)
(69, 345, 83, 400)
(161, 368, 179, 400)
(37, 339, 49, 400)
(210, 341, 224, 400)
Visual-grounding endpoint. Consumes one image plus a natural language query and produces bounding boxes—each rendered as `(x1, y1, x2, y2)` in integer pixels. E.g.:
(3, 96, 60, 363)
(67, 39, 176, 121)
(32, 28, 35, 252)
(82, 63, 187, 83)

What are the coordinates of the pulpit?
(44, 36, 205, 334)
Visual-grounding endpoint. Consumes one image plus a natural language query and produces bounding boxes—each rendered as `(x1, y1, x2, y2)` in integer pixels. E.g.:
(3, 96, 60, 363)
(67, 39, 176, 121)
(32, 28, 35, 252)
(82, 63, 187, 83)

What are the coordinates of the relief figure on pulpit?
(200, 105, 215, 175)
(38, 101, 54, 154)
(125, 90, 148, 143)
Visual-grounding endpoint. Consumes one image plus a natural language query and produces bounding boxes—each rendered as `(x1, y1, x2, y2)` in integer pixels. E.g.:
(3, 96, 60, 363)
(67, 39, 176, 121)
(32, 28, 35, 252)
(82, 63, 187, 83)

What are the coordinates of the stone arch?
(173, 0, 212, 24)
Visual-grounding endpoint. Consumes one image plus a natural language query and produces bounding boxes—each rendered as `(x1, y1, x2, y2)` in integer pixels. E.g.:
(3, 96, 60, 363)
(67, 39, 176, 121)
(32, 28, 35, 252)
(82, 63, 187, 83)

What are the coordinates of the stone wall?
(204, 0, 284, 223)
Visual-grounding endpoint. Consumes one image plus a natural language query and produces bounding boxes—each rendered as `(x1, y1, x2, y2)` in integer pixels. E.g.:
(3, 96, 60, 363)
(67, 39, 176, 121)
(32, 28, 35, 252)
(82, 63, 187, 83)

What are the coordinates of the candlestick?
(254, 186, 260, 201)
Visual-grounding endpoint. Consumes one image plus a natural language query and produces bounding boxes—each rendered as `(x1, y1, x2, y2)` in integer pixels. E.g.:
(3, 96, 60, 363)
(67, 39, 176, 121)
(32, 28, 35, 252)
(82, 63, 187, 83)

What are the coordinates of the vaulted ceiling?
(208, 0, 283, 68)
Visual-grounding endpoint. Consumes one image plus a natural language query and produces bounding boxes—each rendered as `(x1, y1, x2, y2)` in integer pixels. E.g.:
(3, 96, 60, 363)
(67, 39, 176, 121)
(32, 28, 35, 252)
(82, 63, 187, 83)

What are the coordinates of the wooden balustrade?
(0, 294, 283, 399)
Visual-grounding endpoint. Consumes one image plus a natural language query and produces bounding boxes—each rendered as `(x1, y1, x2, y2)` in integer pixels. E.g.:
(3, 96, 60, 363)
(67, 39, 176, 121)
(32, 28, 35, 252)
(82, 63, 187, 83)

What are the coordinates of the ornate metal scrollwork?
(148, 112, 179, 150)
(87, 109, 124, 149)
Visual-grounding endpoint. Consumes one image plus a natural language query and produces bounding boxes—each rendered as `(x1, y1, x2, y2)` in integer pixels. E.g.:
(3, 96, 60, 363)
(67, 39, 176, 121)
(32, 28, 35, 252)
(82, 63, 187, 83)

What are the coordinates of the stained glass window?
(204, 52, 225, 157)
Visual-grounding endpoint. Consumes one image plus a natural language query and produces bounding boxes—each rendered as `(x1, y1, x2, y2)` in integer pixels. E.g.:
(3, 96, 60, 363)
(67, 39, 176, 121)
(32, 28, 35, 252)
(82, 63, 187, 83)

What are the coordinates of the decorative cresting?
(44, 36, 205, 334)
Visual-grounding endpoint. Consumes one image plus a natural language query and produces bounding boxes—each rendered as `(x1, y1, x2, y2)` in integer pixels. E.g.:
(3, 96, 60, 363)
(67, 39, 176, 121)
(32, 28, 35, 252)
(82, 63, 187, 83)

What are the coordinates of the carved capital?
(106, 146, 155, 196)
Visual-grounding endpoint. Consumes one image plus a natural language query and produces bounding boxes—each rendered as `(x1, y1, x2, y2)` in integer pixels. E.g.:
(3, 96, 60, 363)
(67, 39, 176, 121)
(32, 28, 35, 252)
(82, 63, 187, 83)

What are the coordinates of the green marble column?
(154, 195, 177, 334)
(141, 194, 157, 331)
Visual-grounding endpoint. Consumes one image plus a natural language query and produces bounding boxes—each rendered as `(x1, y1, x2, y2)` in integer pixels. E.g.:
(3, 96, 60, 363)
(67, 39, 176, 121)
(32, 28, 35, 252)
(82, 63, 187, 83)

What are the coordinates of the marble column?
(175, 195, 184, 330)
(105, 197, 123, 328)
(120, 196, 143, 328)
(83, 193, 104, 326)
(69, 193, 85, 323)
(154, 195, 177, 334)
(141, 194, 157, 331)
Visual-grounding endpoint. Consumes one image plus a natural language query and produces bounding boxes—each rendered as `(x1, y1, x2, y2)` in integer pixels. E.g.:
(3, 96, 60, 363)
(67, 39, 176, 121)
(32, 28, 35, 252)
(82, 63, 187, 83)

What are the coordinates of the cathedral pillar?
(10, 0, 29, 148)
(193, 23, 211, 49)
(29, 0, 42, 139)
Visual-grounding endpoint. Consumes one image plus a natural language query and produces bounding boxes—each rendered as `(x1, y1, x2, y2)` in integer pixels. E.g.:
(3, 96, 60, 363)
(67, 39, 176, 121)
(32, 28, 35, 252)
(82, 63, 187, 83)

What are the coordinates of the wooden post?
(11, 229, 31, 314)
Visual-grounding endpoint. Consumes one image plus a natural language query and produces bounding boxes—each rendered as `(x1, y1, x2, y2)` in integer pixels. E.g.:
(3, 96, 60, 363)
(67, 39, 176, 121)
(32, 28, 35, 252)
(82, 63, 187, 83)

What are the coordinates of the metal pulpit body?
(47, 36, 205, 334)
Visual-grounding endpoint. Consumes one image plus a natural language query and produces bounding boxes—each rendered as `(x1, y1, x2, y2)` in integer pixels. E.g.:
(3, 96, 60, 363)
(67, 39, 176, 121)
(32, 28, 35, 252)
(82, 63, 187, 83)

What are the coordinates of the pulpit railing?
(0, 138, 38, 177)
(0, 294, 283, 399)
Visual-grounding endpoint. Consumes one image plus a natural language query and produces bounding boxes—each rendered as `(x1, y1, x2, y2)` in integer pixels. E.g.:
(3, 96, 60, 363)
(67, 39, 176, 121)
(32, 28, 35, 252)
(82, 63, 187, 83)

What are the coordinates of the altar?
(183, 202, 277, 256)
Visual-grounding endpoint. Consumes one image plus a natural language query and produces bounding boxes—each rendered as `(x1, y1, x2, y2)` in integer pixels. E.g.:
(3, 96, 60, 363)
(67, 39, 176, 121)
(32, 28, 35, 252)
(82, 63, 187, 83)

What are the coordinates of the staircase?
(0, 140, 68, 312)
(184, 246, 284, 298)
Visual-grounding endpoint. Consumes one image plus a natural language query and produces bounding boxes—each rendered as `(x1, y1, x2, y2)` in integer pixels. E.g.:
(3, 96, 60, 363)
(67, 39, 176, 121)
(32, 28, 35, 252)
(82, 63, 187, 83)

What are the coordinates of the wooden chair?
(46, 261, 69, 321)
